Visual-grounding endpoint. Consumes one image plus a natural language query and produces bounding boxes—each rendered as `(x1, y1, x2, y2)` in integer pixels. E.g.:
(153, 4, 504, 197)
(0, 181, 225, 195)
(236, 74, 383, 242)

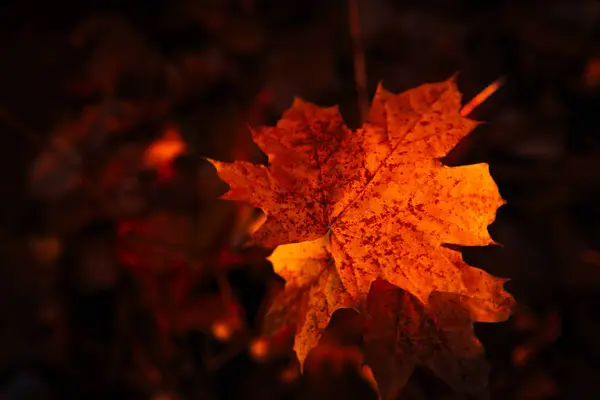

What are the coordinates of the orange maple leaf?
(208, 77, 514, 369)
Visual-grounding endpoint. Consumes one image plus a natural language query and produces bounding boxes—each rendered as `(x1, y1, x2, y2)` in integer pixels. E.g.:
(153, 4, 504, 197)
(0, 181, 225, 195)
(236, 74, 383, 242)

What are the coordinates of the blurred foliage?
(0, 0, 600, 399)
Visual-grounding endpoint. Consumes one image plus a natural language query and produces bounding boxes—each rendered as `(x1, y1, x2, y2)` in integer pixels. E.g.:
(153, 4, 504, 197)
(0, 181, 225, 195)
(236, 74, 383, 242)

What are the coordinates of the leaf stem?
(349, 0, 368, 125)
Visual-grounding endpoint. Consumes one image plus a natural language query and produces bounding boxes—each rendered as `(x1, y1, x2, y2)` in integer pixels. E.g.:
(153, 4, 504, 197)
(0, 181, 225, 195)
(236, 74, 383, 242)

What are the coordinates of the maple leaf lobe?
(264, 237, 353, 364)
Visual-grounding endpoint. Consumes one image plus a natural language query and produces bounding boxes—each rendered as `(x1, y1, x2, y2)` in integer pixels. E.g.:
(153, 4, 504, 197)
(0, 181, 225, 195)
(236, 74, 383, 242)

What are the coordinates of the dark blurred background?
(1, 0, 600, 399)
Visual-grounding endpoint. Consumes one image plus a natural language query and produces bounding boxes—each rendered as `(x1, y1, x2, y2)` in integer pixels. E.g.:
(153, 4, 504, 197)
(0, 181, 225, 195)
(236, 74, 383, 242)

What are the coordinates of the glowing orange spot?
(211, 320, 233, 341)
(460, 78, 504, 117)
(145, 127, 187, 178)
(249, 338, 269, 361)
(279, 365, 300, 383)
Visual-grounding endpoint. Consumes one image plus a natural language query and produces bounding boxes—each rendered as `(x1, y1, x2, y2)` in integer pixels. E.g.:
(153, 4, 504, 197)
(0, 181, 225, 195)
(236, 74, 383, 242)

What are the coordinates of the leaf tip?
(291, 96, 312, 110)
(203, 156, 221, 170)
(446, 71, 460, 85)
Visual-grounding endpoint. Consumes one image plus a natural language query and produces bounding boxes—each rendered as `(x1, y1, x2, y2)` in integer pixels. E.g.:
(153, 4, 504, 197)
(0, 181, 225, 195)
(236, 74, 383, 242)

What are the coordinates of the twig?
(349, 0, 368, 125)
(459, 77, 505, 117)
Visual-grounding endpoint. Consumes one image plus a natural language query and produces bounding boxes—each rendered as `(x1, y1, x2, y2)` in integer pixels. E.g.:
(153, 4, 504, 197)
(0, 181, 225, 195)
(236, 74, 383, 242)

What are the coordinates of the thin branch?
(459, 77, 505, 117)
(349, 0, 368, 125)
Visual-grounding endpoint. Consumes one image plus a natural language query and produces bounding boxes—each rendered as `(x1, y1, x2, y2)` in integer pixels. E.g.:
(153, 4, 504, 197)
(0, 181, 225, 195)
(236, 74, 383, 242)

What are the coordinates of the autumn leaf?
(208, 77, 514, 368)
(364, 279, 490, 400)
